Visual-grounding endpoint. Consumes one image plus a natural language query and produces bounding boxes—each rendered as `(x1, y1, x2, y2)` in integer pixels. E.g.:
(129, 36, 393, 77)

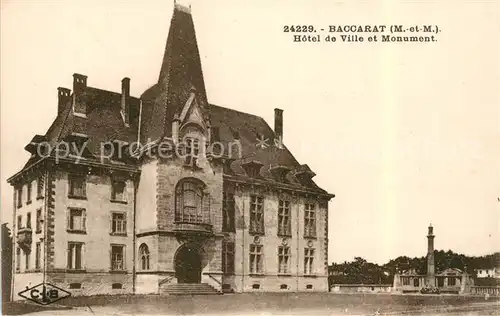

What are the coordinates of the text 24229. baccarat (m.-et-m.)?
(283, 24, 440, 43)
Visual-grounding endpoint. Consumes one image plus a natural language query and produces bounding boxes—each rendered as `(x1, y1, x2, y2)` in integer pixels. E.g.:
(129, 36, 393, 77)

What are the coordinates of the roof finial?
(174, 0, 191, 13)
(428, 224, 434, 236)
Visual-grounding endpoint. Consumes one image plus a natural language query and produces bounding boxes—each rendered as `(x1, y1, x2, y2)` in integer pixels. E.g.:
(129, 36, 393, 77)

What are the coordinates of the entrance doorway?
(175, 246, 202, 283)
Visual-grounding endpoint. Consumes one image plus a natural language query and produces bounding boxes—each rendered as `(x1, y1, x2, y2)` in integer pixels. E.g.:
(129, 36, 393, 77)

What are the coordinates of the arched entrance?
(175, 246, 202, 283)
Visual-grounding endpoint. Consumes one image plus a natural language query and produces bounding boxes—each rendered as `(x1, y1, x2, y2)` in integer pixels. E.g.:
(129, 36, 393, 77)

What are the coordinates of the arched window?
(175, 179, 209, 223)
(139, 243, 150, 270)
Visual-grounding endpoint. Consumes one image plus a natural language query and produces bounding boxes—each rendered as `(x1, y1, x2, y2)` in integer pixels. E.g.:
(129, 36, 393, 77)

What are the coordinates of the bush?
(420, 287, 441, 295)
(474, 277, 500, 287)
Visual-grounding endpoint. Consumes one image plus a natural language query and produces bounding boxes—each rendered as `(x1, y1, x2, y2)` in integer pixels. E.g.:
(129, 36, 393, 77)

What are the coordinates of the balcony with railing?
(174, 221, 213, 235)
(174, 212, 213, 235)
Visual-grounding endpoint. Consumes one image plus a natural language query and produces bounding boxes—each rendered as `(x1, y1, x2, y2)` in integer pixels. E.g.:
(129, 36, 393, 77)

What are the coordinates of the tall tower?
(426, 224, 436, 287)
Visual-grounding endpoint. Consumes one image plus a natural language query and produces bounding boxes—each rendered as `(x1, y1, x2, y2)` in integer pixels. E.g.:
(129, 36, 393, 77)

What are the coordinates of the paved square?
(7, 293, 499, 315)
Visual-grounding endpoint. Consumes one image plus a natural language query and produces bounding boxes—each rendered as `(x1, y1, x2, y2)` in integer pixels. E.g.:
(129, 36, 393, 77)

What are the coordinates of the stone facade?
(11, 175, 46, 298)
(11, 163, 138, 299)
(8, 3, 333, 299)
(218, 185, 329, 292)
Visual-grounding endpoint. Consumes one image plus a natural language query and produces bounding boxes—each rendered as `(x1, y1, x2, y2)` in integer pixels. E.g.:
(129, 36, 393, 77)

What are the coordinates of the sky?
(1, 0, 499, 265)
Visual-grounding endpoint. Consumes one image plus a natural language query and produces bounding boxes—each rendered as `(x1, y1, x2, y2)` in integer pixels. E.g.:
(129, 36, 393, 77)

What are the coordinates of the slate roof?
(45, 87, 141, 156)
(139, 5, 207, 144)
(9, 86, 142, 181)
(209, 104, 320, 188)
(8, 4, 331, 196)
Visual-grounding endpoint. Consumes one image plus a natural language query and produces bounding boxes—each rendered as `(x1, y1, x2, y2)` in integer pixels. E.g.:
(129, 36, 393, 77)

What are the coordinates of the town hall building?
(8, 3, 334, 297)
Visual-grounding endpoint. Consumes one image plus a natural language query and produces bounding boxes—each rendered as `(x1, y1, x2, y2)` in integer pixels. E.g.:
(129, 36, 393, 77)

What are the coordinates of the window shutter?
(260, 202, 264, 233)
(203, 193, 210, 223)
(66, 209, 70, 230)
(287, 206, 291, 235)
(175, 187, 181, 221)
(82, 210, 86, 231)
(312, 211, 316, 237)
(80, 244, 84, 270)
(68, 244, 73, 269)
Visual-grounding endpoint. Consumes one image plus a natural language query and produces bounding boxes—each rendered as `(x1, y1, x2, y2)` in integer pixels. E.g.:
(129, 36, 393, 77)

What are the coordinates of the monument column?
(426, 224, 436, 287)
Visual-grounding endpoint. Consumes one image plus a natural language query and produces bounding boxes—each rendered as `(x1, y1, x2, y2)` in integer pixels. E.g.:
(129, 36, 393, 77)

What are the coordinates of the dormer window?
(247, 167, 259, 178)
(100, 140, 131, 162)
(294, 164, 316, 187)
(24, 135, 47, 156)
(62, 133, 91, 159)
(241, 160, 264, 178)
(277, 173, 286, 183)
(269, 165, 291, 183)
(181, 137, 200, 167)
(112, 140, 130, 161)
(186, 137, 199, 155)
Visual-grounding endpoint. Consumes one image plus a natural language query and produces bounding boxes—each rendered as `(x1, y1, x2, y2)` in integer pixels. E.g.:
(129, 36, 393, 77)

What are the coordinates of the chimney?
(426, 224, 436, 287)
(274, 108, 283, 145)
(121, 77, 130, 126)
(73, 73, 88, 117)
(73, 73, 87, 93)
(57, 87, 71, 116)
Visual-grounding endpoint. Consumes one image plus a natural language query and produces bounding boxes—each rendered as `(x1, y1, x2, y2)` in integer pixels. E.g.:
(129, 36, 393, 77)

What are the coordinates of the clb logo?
(18, 283, 71, 305)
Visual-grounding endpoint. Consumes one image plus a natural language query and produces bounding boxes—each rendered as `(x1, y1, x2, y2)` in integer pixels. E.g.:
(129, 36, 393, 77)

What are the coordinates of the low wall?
(470, 286, 500, 296)
(330, 284, 393, 294)
(330, 284, 500, 296)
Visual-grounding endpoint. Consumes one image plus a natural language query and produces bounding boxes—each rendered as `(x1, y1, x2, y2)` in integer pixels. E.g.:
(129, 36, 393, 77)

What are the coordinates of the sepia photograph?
(1, 0, 499, 315)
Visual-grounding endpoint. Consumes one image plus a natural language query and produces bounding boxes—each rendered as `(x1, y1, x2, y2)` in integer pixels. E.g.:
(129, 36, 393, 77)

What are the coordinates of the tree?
(1, 223, 13, 302)
(329, 250, 498, 287)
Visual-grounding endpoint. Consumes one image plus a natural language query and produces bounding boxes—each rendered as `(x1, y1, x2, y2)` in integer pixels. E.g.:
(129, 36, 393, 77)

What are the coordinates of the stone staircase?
(161, 283, 221, 295)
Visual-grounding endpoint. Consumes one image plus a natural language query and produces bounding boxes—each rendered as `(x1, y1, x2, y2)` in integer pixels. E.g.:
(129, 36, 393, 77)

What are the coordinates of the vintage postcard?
(1, 0, 499, 315)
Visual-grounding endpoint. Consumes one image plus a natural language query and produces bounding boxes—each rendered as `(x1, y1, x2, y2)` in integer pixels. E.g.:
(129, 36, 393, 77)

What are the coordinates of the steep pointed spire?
(158, 3, 207, 104)
(139, 2, 209, 143)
